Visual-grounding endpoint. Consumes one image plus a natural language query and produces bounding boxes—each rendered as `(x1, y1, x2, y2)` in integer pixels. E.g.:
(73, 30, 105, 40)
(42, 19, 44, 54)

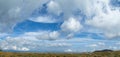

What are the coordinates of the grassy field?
(0, 51, 120, 57)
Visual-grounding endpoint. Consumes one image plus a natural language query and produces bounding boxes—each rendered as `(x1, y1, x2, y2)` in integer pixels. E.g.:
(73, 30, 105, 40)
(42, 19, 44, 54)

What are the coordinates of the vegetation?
(0, 49, 2, 51)
(0, 51, 120, 57)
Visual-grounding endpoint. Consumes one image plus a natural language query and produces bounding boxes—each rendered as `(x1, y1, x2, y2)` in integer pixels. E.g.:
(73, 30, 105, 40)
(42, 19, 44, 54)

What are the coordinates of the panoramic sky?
(0, 0, 120, 53)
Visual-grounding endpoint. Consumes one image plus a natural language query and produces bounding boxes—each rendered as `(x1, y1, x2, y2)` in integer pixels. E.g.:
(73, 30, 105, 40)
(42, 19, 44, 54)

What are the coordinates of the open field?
(0, 51, 120, 57)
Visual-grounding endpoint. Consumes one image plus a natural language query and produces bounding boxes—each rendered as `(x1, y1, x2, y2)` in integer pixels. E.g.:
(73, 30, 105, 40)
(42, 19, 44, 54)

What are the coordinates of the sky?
(0, 0, 120, 53)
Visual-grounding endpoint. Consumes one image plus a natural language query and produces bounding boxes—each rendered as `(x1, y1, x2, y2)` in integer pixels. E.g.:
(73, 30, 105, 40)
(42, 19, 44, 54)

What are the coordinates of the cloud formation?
(47, 0, 62, 15)
(0, 0, 120, 52)
(0, 33, 71, 51)
(61, 17, 83, 33)
(0, 0, 48, 32)
(1, 0, 120, 39)
(47, 0, 120, 38)
(20, 31, 60, 40)
(85, 0, 120, 38)
(1, 36, 120, 52)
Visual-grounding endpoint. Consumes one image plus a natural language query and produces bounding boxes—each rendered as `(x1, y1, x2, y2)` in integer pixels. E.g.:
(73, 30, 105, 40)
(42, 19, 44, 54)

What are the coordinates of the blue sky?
(0, 0, 120, 53)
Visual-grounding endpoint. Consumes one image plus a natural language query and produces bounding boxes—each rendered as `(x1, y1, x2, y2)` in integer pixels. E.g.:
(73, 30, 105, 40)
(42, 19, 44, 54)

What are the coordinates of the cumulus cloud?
(85, 0, 120, 38)
(45, 0, 120, 38)
(60, 17, 83, 38)
(47, 0, 62, 15)
(61, 17, 83, 32)
(0, 0, 48, 32)
(52, 0, 95, 18)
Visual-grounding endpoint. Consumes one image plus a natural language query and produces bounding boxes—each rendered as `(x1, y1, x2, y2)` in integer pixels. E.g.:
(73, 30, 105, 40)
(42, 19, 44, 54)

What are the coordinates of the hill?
(94, 49, 113, 52)
(0, 49, 2, 51)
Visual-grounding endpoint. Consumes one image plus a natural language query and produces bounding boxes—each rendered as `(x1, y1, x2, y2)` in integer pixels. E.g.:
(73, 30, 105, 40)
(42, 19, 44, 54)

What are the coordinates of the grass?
(0, 51, 120, 57)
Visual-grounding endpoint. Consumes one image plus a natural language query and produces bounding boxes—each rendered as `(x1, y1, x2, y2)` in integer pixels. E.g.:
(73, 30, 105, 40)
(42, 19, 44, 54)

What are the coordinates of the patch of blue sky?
(14, 20, 62, 33)
(74, 31, 104, 40)
(110, 0, 120, 7)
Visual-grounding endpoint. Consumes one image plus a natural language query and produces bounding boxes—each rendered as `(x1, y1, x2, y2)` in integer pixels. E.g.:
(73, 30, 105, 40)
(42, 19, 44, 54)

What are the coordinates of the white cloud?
(61, 17, 83, 33)
(45, 0, 120, 39)
(64, 49, 73, 52)
(3, 45, 29, 51)
(9, 46, 29, 51)
(88, 44, 98, 48)
(104, 32, 120, 38)
(29, 16, 59, 23)
(22, 31, 60, 40)
(87, 42, 105, 48)
(60, 17, 83, 38)
(85, 0, 120, 38)
(1, 0, 120, 52)
(98, 42, 105, 46)
(47, 0, 62, 15)
(1, 0, 119, 39)
(0, 32, 73, 51)
(48, 0, 100, 19)
(1, 36, 119, 52)
(0, 0, 49, 32)
(49, 31, 60, 39)
(46, 43, 71, 47)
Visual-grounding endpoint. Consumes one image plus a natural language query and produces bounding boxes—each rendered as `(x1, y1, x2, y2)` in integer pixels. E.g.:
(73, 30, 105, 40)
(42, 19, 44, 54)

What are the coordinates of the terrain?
(0, 50, 120, 57)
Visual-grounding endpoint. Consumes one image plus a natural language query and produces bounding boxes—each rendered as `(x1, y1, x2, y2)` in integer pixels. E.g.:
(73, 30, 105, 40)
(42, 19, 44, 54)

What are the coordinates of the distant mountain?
(94, 49, 113, 52)
(0, 49, 2, 51)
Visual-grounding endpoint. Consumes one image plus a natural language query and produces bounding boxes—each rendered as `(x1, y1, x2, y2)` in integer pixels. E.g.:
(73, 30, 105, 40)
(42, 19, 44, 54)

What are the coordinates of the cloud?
(29, 16, 59, 23)
(85, 0, 120, 38)
(64, 49, 73, 52)
(88, 44, 98, 48)
(22, 31, 60, 40)
(0, 0, 48, 32)
(87, 42, 106, 48)
(0, 32, 72, 51)
(61, 17, 83, 33)
(60, 17, 83, 38)
(0, 0, 120, 52)
(5, 46, 30, 51)
(47, 0, 62, 15)
(45, 0, 120, 38)
(1, 35, 120, 52)
(47, 0, 100, 19)
(1, 0, 120, 39)
(104, 32, 120, 38)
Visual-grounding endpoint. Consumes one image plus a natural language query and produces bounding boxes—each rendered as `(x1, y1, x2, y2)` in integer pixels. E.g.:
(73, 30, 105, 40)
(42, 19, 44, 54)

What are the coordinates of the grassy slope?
(0, 51, 120, 57)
